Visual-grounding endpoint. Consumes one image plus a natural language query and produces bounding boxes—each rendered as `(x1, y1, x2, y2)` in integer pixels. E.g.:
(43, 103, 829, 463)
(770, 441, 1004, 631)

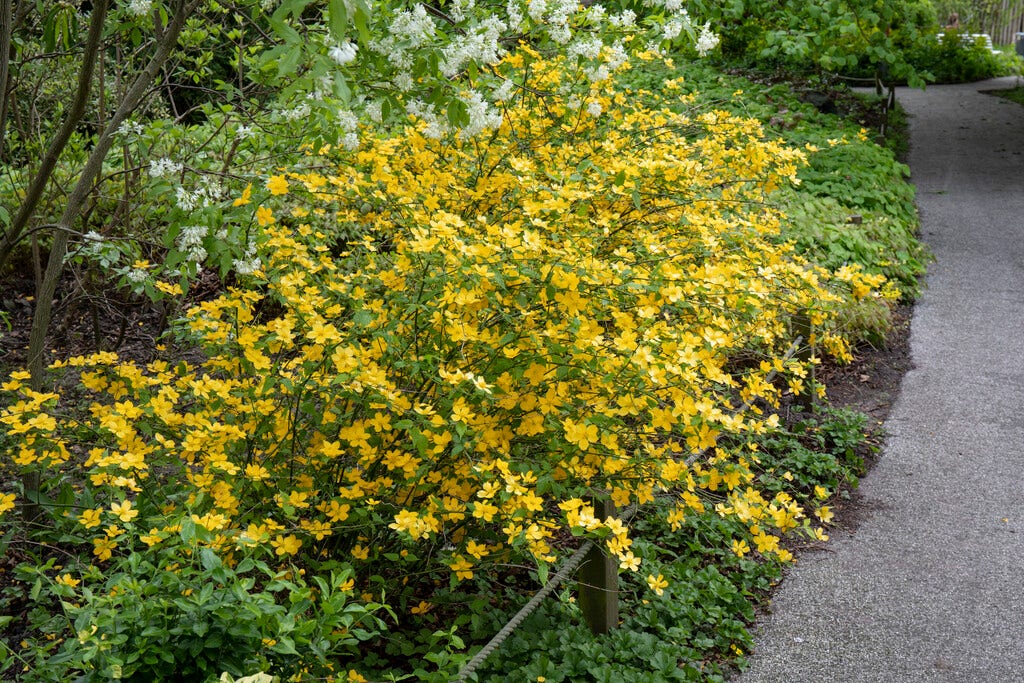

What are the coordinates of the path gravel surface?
(734, 77, 1024, 683)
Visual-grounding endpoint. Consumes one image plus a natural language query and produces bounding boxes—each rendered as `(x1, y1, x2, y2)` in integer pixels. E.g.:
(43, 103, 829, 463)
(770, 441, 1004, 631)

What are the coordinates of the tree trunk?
(0, 0, 109, 273)
(0, 0, 13, 162)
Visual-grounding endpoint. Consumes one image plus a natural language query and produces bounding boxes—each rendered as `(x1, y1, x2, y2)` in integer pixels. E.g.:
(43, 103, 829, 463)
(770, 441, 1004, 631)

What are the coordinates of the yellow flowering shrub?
(1, 52, 885, 624)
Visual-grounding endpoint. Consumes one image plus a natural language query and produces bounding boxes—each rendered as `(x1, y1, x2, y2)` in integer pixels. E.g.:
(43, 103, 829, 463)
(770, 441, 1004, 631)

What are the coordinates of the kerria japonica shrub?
(0, 49, 886, 669)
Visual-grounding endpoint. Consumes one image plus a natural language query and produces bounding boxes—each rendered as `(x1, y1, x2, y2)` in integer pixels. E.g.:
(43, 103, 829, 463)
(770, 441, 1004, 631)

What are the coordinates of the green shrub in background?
(908, 31, 1022, 82)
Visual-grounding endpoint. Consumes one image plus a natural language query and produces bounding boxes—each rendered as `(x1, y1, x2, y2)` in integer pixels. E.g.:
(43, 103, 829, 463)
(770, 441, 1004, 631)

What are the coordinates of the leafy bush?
(0, 49, 892, 679)
(5, 526, 386, 681)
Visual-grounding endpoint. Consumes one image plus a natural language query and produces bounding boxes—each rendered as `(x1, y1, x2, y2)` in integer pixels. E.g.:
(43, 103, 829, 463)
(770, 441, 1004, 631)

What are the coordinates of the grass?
(984, 85, 1024, 105)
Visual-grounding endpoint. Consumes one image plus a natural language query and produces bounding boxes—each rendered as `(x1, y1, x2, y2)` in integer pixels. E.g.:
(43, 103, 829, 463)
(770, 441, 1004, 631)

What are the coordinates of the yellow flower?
(449, 556, 474, 581)
(233, 183, 253, 206)
(618, 551, 641, 572)
(322, 500, 351, 522)
(271, 534, 302, 556)
(753, 531, 779, 554)
(731, 539, 750, 557)
(0, 492, 15, 516)
(154, 281, 184, 296)
(814, 505, 834, 523)
(110, 500, 138, 523)
(266, 174, 290, 195)
(563, 418, 598, 451)
(466, 540, 490, 559)
(79, 508, 103, 529)
(140, 529, 163, 546)
(256, 205, 275, 226)
(93, 537, 117, 561)
(54, 574, 81, 588)
(646, 573, 668, 596)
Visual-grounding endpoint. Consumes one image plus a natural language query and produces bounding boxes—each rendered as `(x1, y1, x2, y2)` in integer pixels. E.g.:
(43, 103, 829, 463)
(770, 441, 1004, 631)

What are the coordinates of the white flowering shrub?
(3, 0, 721, 320)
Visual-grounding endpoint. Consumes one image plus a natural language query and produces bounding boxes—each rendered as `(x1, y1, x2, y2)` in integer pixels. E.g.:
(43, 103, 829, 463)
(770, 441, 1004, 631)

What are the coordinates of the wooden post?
(578, 497, 619, 634)
(793, 312, 816, 413)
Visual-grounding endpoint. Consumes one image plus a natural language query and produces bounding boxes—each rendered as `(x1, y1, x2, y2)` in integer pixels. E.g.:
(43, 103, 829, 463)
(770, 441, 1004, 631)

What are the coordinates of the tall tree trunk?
(0, 0, 108, 273)
(0, 0, 13, 162)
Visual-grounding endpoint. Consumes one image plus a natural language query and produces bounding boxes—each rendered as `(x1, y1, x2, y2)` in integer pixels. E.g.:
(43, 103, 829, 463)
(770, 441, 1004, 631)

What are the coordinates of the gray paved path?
(735, 78, 1024, 682)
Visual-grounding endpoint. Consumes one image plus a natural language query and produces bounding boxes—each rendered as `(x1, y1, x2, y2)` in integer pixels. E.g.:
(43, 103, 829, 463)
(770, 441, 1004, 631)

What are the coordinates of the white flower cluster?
(406, 92, 501, 140)
(608, 10, 636, 28)
(440, 16, 507, 79)
(116, 120, 144, 138)
(447, 0, 476, 22)
(663, 19, 683, 41)
(176, 225, 208, 264)
(392, 72, 414, 92)
(406, 100, 446, 139)
(492, 78, 517, 103)
(567, 37, 603, 62)
(523, 0, 578, 44)
(329, 41, 358, 66)
(149, 157, 183, 179)
(506, 0, 524, 29)
(126, 0, 151, 17)
(371, 5, 437, 71)
(458, 91, 502, 138)
(126, 266, 149, 284)
(282, 101, 312, 121)
(233, 243, 262, 276)
(365, 101, 383, 123)
(695, 22, 720, 57)
(175, 177, 223, 212)
(337, 110, 360, 151)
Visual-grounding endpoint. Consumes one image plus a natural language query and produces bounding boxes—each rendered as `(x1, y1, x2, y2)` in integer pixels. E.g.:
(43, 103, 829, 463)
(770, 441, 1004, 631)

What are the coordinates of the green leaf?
(410, 428, 429, 456)
(355, 8, 371, 45)
(328, 0, 348, 42)
(200, 548, 221, 572)
(277, 45, 303, 79)
(271, 637, 299, 655)
(447, 97, 469, 129)
(179, 517, 196, 543)
(267, 15, 301, 45)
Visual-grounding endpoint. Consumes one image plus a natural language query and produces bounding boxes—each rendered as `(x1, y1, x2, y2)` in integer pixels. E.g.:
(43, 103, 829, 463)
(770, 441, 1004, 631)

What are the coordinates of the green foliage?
(8, 532, 387, 682)
(903, 31, 1022, 82)
(755, 408, 870, 499)
(690, 0, 937, 87)
(0, 7, 926, 681)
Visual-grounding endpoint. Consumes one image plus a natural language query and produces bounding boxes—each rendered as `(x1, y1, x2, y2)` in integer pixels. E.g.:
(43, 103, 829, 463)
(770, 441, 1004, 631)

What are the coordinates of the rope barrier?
(452, 540, 593, 682)
(452, 335, 806, 681)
